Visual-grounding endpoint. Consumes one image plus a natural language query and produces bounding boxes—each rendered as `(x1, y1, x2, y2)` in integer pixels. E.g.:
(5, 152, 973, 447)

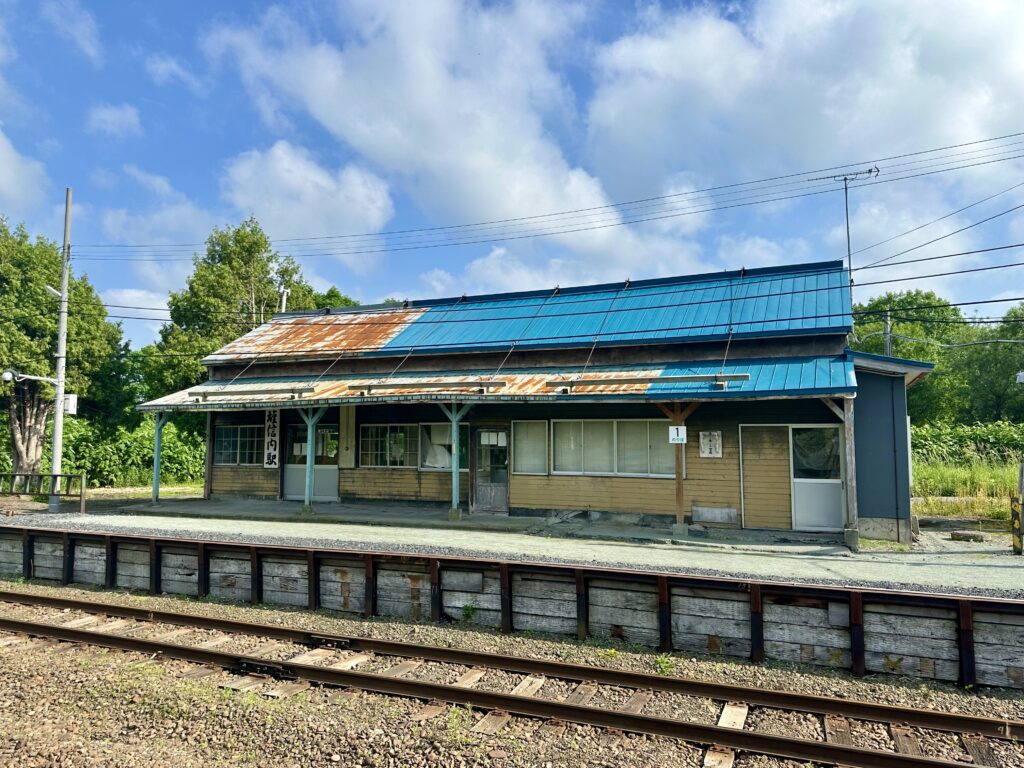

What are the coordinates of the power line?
(72, 144, 1024, 262)
(52, 251, 1024, 331)
(76, 131, 1024, 250)
(849, 179, 1024, 256)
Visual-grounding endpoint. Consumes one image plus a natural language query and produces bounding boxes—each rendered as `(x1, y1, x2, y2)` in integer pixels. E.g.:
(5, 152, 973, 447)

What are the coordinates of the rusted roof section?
(139, 354, 857, 412)
(203, 308, 426, 364)
(201, 260, 852, 365)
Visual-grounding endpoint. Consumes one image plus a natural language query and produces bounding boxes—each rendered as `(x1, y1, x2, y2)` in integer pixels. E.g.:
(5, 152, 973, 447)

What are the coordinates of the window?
(791, 427, 841, 479)
(552, 420, 675, 477)
(360, 424, 418, 468)
(213, 425, 264, 466)
(512, 421, 547, 474)
(420, 423, 470, 470)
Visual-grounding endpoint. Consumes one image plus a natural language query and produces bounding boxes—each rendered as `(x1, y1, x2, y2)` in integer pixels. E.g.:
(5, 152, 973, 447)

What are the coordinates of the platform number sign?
(668, 425, 687, 444)
(264, 409, 281, 468)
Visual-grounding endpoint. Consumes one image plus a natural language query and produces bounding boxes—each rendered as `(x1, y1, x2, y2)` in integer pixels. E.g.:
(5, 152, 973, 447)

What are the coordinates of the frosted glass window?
(616, 421, 649, 474)
(552, 421, 583, 473)
(649, 424, 676, 476)
(419, 423, 469, 469)
(512, 422, 547, 474)
(583, 421, 615, 473)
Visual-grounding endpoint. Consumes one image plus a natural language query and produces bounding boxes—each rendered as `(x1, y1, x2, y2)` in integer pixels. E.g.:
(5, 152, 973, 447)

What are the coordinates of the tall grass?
(912, 460, 1020, 498)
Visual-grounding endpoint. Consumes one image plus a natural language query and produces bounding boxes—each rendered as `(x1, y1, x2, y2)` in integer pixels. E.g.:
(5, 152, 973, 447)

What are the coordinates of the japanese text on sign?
(264, 409, 281, 468)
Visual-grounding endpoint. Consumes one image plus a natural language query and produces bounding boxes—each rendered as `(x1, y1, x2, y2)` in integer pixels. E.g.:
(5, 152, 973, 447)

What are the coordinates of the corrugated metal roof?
(140, 353, 856, 411)
(203, 260, 851, 364)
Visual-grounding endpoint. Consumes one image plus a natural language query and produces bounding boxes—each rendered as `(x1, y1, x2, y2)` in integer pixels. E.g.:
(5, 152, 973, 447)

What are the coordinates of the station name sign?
(264, 409, 281, 468)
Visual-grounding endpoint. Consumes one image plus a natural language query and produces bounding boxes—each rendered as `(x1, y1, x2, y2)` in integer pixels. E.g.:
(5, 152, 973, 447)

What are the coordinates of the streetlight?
(3, 368, 58, 385)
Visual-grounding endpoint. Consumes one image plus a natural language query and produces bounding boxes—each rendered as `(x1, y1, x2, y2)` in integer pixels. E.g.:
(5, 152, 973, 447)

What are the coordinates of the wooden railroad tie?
(541, 682, 599, 737)
(889, 725, 922, 756)
(411, 668, 487, 721)
(961, 735, 998, 767)
(823, 715, 853, 746)
(61, 615, 100, 629)
(328, 652, 373, 670)
(471, 675, 546, 735)
(703, 702, 749, 768)
(287, 647, 334, 665)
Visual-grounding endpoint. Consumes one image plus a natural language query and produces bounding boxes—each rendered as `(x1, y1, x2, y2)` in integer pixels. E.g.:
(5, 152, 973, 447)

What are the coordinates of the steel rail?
(2, 589, 1020, 741)
(0, 615, 979, 768)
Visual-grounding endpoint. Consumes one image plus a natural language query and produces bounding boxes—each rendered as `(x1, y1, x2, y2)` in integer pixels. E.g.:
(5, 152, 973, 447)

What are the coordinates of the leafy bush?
(57, 417, 205, 487)
(911, 421, 1024, 464)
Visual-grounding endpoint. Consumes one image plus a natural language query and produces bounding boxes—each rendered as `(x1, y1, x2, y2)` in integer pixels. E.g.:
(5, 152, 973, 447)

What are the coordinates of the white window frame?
(213, 424, 265, 467)
(359, 423, 419, 470)
(418, 422, 470, 472)
(511, 420, 549, 476)
(549, 418, 676, 479)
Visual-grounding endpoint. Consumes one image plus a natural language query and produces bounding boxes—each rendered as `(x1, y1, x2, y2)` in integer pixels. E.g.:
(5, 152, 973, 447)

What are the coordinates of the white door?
(790, 426, 844, 531)
(283, 424, 340, 502)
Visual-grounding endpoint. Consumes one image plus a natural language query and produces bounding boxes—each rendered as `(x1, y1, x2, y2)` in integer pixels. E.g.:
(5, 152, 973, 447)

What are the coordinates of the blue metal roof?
(376, 259, 851, 355)
(648, 354, 856, 398)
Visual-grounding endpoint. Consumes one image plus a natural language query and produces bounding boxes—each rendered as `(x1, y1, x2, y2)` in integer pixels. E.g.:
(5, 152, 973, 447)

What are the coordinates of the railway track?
(0, 590, 1019, 768)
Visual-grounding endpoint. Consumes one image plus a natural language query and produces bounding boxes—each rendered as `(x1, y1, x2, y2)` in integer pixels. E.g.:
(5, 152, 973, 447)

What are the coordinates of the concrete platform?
(1, 497, 1020, 598)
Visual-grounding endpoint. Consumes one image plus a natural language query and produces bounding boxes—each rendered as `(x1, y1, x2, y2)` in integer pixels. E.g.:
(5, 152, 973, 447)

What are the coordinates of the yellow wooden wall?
(509, 474, 676, 514)
(210, 466, 278, 498)
(339, 468, 469, 503)
(680, 419, 742, 522)
(739, 426, 793, 529)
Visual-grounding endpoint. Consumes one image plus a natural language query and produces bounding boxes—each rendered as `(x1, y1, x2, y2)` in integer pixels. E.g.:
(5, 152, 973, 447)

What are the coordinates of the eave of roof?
(139, 353, 856, 412)
(849, 349, 935, 388)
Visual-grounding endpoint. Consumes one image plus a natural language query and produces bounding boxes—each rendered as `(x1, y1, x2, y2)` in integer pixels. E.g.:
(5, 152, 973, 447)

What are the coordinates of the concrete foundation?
(859, 517, 913, 543)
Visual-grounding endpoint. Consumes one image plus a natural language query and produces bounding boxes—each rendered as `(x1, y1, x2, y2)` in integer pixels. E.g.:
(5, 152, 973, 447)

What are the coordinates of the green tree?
(0, 219, 128, 473)
(139, 218, 357, 402)
(946, 304, 1024, 422)
(851, 290, 972, 423)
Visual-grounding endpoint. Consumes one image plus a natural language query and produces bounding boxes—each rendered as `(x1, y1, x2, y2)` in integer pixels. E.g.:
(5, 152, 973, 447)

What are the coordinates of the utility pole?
(49, 187, 71, 512)
(883, 310, 892, 356)
(832, 167, 879, 309)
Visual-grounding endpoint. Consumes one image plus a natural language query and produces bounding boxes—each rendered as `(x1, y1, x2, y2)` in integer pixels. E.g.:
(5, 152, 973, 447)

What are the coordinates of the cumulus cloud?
(86, 103, 141, 138)
(40, 0, 102, 66)
(204, 2, 698, 294)
(220, 140, 393, 273)
(0, 129, 49, 219)
(145, 54, 205, 93)
(123, 164, 175, 197)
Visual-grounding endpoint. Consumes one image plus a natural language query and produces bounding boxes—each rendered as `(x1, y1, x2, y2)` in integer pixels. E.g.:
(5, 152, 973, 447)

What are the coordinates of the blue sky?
(2, 0, 1023, 346)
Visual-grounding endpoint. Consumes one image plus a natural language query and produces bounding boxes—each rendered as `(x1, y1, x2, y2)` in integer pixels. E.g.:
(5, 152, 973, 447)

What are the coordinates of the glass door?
(790, 426, 843, 531)
(473, 429, 509, 513)
(284, 424, 340, 502)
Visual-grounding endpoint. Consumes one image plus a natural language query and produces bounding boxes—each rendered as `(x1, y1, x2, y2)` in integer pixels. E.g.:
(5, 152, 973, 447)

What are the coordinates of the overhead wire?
(75, 131, 1024, 252)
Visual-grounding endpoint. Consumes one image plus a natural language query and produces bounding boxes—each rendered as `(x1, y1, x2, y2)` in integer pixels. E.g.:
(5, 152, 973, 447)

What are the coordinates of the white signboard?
(668, 425, 688, 444)
(699, 430, 722, 458)
(264, 409, 281, 468)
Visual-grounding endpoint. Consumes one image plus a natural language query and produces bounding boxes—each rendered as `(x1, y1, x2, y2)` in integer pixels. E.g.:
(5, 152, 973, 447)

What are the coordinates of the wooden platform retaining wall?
(1, 528, 1022, 690)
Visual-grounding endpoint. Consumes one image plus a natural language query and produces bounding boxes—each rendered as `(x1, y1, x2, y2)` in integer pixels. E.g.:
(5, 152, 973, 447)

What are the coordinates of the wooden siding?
(741, 426, 792, 529)
(510, 474, 675, 514)
(340, 468, 468, 503)
(210, 465, 278, 498)
(681, 419, 741, 521)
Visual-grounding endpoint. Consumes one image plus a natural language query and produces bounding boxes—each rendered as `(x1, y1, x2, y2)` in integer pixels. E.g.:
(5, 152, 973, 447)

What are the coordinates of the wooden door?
(740, 426, 793, 529)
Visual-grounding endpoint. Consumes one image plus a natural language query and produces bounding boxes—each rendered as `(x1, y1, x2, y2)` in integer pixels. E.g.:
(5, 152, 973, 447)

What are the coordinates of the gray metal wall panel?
(854, 372, 910, 520)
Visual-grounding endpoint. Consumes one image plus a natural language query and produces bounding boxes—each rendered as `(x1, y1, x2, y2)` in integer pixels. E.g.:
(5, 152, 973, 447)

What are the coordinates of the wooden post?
(104, 536, 116, 588)
(957, 600, 976, 688)
(849, 591, 865, 677)
(363, 554, 377, 618)
(249, 547, 261, 604)
(307, 550, 319, 610)
(499, 562, 513, 634)
(196, 542, 209, 597)
(842, 397, 860, 551)
(656, 402, 700, 525)
(575, 569, 589, 641)
(1012, 463, 1023, 555)
(657, 576, 672, 652)
(749, 584, 764, 663)
(151, 412, 169, 503)
(203, 412, 214, 500)
(149, 539, 161, 595)
(429, 559, 442, 622)
(61, 531, 73, 585)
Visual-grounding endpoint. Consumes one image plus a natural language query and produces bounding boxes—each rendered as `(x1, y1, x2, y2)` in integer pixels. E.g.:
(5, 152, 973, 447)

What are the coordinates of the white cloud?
(123, 164, 174, 197)
(220, 140, 393, 273)
(204, 2, 699, 294)
(145, 54, 205, 93)
(0, 128, 48, 219)
(100, 288, 169, 347)
(40, 0, 101, 67)
(86, 103, 141, 138)
(587, 1, 1024, 200)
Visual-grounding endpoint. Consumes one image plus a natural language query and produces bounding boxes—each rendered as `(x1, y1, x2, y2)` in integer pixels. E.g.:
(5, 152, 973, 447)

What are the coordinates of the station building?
(139, 260, 932, 546)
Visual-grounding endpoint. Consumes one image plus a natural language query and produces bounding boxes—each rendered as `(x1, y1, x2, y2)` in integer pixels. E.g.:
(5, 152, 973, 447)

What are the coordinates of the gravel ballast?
(1, 580, 1023, 767)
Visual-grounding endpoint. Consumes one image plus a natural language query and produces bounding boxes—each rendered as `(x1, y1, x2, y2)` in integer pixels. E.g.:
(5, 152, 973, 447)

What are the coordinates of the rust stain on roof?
(205, 309, 425, 362)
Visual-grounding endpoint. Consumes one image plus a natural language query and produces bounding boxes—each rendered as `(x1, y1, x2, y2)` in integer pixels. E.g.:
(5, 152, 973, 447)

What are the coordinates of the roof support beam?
(438, 403, 472, 520)
(819, 398, 845, 421)
(151, 412, 169, 504)
(843, 397, 860, 552)
(656, 402, 700, 525)
(298, 406, 328, 511)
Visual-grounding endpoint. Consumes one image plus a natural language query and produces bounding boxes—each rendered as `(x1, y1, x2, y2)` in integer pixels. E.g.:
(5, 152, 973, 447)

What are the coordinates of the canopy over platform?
(139, 353, 856, 412)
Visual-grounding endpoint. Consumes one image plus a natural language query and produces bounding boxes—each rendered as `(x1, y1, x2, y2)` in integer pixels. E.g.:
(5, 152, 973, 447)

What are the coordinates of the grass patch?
(911, 459, 1018, 520)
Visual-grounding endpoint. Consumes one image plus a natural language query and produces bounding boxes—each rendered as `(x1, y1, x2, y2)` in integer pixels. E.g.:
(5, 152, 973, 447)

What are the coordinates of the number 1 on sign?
(669, 426, 687, 444)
